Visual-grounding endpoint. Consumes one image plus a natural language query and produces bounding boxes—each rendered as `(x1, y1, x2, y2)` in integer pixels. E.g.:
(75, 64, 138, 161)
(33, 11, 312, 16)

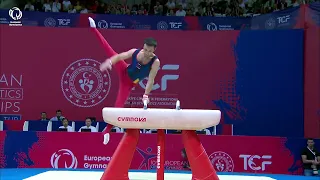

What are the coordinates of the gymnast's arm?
(108, 49, 137, 65)
(144, 59, 160, 95)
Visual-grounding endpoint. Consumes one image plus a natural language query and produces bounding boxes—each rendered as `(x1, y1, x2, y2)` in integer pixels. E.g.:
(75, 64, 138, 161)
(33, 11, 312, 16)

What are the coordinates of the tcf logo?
(57, 19, 71, 26)
(169, 22, 182, 29)
(51, 149, 78, 169)
(277, 15, 290, 24)
(134, 64, 179, 91)
(239, 154, 272, 171)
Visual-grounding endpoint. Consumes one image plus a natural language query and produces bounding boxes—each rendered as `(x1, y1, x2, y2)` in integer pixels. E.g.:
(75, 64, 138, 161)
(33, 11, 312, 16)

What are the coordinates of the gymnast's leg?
(102, 77, 132, 136)
(89, 18, 132, 74)
(89, 17, 130, 134)
(101, 82, 141, 180)
(89, 18, 117, 57)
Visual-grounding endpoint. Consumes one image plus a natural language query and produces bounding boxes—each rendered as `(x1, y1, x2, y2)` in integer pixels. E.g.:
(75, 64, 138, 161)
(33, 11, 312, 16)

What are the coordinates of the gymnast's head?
(143, 37, 157, 57)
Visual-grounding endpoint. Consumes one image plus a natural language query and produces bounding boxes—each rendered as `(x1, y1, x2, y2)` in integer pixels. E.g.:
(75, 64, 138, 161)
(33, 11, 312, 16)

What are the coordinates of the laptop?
(81, 128, 91, 132)
(58, 128, 68, 132)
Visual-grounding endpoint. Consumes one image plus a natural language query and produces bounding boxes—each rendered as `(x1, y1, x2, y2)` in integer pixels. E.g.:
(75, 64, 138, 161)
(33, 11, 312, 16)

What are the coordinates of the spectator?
(68, 5, 77, 13)
(131, 5, 138, 15)
(59, 118, 73, 132)
(199, 0, 208, 9)
(205, 2, 215, 16)
(154, 1, 163, 15)
(167, 9, 175, 16)
(176, 5, 186, 16)
(96, 2, 106, 14)
(24, 1, 35, 11)
(276, 0, 288, 11)
(186, 2, 194, 10)
(292, 0, 301, 6)
(43, 0, 52, 12)
(138, 5, 147, 15)
(301, 138, 320, 176)
(50, 110, 64, 121)
(80, 5, 89, 13)
(62, 0, 72, 12)
(166, 0, 176, 10)
(195, 6, 205, 16)
(141, 0, 150, 12)
(52, 0, 61, 12)
(177, 0, 187, 9)
(78, 118, 98, 132)
(91, 0, 99, 13)
(74, 1, 82, 12)
(40, 112, 50, 121)
(33, 0, 43, 11)
(186, 8, 194, 16)
(125, 8, 131, 15)
(21, 0, 316, 17)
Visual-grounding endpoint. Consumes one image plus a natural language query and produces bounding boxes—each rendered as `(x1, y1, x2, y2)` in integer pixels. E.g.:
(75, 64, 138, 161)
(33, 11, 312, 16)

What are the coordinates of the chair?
(24, 121, 49, 131)
(97, 122, 107, 132)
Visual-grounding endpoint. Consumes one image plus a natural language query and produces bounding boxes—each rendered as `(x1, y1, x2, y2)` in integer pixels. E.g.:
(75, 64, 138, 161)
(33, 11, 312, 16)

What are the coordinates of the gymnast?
(88, 17, 161, 144)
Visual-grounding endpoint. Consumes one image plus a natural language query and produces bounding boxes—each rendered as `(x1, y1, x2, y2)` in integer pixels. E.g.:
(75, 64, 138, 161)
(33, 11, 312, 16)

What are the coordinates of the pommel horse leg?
(157, 129, 165, 180)
(100, 129, 140, 180)
(182, 130, 219, 180)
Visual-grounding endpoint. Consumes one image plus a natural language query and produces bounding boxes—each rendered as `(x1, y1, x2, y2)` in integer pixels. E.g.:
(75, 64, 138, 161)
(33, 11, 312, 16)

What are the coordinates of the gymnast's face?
(143, 44, 155, 58)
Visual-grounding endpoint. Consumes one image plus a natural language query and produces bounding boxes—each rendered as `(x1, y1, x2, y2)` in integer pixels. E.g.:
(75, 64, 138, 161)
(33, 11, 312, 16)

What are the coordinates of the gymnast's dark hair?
(144, 37, 157, 48)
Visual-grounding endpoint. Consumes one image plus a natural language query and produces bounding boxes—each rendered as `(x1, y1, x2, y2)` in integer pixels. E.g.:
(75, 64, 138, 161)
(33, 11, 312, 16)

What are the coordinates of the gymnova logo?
(51, 149, 78, 169)
(61, 59, 111, 108)
(209, 151, 234, 172)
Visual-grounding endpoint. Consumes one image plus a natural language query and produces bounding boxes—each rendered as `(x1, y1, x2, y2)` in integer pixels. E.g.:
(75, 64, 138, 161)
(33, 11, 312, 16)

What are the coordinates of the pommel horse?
(101, 100, 221, 180)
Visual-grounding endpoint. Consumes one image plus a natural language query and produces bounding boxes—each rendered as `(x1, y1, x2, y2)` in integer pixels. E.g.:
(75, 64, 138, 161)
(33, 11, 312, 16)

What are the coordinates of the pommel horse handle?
(143, 99, 148, 110)
(101, 101, 220, 180)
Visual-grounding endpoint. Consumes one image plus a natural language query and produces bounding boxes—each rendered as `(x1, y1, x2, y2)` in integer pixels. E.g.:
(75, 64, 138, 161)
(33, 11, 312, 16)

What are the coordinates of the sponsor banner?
(2, 4, 319, 30)
(250, 6, 302, 30)
(1, 131, 320, 174)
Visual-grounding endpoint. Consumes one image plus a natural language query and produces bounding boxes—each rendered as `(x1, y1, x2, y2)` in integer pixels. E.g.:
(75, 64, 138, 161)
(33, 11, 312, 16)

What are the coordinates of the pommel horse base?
(101, 100, 221, 180)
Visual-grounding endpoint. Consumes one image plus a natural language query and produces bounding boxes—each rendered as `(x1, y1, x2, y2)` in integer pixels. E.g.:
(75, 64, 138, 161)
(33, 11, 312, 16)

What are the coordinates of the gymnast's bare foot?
(88, 17, 96, 28)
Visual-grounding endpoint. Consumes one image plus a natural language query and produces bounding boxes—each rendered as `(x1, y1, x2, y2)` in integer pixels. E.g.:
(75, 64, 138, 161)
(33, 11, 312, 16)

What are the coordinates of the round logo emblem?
(44, 17, 56, 27)
(9, 7, 22, 21)
(265, 18, 276, 30)
(61, 59, 111, 108)
(98, 20, 108, 29)
(51, 149, 78, 169)
(157, 21, 168, 30)
(207, 22, 217, 31)
(209, 151, 234, 172)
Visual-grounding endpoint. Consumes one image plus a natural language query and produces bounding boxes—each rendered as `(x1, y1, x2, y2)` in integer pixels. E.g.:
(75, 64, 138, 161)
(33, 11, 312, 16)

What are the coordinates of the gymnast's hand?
(142, 94, 150, 104)
(100, 59, 112, 72)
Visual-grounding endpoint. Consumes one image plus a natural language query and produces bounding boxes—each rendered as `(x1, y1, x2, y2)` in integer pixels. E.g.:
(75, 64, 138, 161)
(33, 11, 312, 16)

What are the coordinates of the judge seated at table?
(58, 118, 73, 132)
(78, 117, 97, 132)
